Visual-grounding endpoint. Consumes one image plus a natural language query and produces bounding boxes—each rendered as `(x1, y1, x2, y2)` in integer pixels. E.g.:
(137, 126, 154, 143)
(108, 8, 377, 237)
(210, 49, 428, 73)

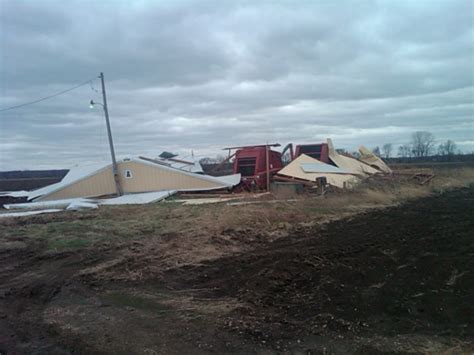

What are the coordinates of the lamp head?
(89, 100, 95, 109)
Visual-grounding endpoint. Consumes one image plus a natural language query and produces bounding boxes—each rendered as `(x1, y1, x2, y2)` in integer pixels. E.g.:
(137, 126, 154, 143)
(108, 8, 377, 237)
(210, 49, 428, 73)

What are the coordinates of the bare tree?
(372, 146, 381, 157)
(411, 131, 435, 157)
(382, 143, 393, 159)
(438, 140, 457, 157)
(398, 144, 412, 158)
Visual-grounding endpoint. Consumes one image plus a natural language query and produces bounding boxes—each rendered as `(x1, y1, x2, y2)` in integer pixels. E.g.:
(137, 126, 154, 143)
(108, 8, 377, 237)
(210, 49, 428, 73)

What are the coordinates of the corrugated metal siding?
(38, 167, 116, 201)
(118, 161, 224, 192)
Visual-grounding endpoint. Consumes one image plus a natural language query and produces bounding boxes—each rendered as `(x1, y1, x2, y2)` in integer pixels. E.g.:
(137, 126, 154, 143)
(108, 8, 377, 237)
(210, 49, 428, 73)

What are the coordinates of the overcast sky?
(1, 0, 473, 170)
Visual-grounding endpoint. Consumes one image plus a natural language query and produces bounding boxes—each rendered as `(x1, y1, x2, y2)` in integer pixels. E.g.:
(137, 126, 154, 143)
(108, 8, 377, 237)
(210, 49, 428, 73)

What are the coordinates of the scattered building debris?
(1, 139, 396, 211)
(0, 190, 29, 198)
(327, 139, 380, 176)
(169, 191, 272, 205)
(100, 191, 176, 205)
(66, 201, 99, 210)
(2, 192, 178, 217)
(358, 146, 392, 174)
(152, 152, 204, 173)
(392, 168, 436, 185)
(171, 197, 239, 205)
(276, 154, 360, 189)
(0, 209, 63, 218)
(4, 198, 95, 211)
(0, 191, 29, 208)
(419, 174, 435, 185)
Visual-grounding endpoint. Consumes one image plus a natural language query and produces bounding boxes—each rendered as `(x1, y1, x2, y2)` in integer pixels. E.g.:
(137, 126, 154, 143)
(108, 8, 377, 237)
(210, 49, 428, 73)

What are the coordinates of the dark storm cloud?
(0, 0, 473, 169)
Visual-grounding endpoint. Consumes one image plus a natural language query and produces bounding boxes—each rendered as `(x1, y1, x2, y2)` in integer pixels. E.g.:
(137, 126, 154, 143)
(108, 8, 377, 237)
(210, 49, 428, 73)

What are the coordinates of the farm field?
(0, 169, 473, 354)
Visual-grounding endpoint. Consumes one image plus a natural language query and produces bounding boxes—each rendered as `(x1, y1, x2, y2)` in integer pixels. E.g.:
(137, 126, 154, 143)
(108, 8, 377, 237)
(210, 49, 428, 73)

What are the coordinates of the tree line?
(373, 131, 462, 160)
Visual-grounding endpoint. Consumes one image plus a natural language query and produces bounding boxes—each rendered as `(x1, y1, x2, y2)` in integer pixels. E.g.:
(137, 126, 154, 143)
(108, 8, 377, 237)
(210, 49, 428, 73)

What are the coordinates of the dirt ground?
(0, 185, 473, 353)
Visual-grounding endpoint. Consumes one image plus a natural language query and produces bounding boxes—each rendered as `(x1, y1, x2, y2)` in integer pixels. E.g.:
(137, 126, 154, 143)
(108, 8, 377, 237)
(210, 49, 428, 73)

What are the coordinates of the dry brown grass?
(429, 166, 474, 190)
(1, 166, 473, 281)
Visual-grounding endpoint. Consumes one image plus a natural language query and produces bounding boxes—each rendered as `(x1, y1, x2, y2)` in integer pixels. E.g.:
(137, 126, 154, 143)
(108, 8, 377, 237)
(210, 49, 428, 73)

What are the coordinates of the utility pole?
(99, 72, 122, 196)
(265, 143, 270, 192)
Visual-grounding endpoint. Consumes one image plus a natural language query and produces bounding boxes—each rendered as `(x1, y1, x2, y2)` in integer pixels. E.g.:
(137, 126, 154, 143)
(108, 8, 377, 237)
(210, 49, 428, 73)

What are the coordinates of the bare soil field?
(0, 172, 473, 353)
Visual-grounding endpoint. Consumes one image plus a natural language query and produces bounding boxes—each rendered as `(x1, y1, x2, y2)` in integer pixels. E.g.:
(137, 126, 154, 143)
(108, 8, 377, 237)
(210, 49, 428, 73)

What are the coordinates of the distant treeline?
(387, 153, 474, 164)
(366, 132, 472, 165)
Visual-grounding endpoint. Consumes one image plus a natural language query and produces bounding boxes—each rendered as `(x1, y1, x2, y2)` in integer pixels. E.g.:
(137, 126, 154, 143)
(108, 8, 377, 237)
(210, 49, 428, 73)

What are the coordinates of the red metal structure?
(225, 144, 283, 191)
(294, 143, 330, 163)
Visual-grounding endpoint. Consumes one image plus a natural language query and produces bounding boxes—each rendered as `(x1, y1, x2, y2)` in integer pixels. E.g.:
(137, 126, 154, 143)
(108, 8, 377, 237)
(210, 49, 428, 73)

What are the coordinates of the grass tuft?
(48, 237, 90, 250)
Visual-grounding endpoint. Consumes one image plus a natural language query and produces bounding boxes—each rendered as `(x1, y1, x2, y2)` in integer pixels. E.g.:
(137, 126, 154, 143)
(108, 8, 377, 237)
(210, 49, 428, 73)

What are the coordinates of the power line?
(0, 77, 97, 113)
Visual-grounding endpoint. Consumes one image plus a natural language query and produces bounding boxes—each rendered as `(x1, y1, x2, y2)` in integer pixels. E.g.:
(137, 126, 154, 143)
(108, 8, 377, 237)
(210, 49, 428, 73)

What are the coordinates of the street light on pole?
(90, 72, 123, 196)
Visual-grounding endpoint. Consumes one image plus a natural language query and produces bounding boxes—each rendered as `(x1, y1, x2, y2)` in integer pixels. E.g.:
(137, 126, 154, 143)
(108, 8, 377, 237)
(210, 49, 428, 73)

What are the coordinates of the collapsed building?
(227, 139, 392, 191)
(27, 139, 389, 201)
(0, 155, 239, 213)
(1, 139, 392, 216)
(275, 139, 391, 188)
(28, 156, 240, 202)
(358, 146, 393, 174)
(276, 154, 360, 189)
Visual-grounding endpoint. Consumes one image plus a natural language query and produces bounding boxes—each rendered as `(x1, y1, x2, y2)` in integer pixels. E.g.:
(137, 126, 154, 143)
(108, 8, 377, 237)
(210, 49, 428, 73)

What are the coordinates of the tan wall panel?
(329, 151, 379, 175)
(39, 167, 116, 201)
(38, 160, 227, 201)
(278, 154, 359, 188)
(358, 146, 392, 173)
(117, 161, 224, 192)
(279, 171, 359, 188)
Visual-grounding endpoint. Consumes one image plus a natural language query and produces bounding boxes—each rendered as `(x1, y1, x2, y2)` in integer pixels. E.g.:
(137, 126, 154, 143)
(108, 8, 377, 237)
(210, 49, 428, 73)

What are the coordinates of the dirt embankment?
(0, 187, 473, 353)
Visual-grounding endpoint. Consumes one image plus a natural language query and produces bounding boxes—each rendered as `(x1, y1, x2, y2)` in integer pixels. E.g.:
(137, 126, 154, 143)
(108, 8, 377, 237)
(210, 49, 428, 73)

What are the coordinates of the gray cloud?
(1, 0, 473, 170)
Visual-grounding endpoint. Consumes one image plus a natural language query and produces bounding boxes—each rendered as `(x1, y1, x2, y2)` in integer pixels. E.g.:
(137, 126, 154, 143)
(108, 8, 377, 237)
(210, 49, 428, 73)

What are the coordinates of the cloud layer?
(1, 0, 473, 169)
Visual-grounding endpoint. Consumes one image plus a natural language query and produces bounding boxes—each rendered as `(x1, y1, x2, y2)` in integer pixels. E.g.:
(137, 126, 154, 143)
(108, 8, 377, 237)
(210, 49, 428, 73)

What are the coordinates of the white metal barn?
(30, 157, 240, 202)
